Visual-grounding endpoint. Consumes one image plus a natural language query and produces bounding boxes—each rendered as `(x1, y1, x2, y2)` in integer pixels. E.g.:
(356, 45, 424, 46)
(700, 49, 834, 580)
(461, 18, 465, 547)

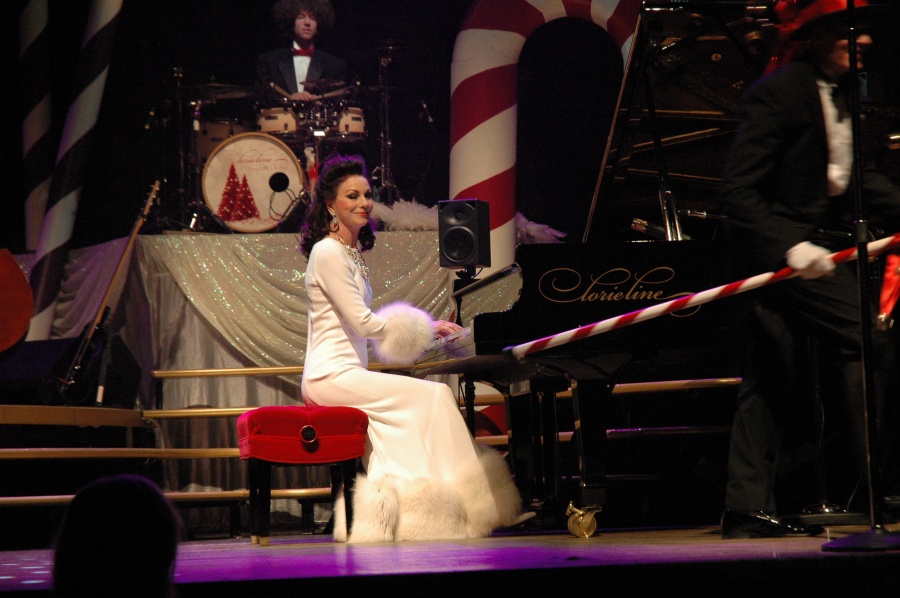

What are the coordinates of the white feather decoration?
(370, 199, 566, 245)
(371, 200, 439, 231)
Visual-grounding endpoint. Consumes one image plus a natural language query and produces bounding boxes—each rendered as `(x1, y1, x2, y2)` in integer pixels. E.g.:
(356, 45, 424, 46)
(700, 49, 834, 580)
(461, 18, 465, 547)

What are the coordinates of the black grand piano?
(418, 1, 777, 534)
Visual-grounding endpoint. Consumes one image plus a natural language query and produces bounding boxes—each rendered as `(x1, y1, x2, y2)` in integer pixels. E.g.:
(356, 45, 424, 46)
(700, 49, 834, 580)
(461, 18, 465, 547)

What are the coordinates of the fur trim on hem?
(395, 478, 468, 541)
(372, 302, 434, 364)
(347, 476, 399, 543)
(334, 451, 521, 542)
(456, 447, 523, 538)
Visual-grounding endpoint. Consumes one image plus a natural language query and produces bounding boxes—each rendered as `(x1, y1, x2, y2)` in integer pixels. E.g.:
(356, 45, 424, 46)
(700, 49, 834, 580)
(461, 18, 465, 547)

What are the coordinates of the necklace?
(335, 235, 370, 284)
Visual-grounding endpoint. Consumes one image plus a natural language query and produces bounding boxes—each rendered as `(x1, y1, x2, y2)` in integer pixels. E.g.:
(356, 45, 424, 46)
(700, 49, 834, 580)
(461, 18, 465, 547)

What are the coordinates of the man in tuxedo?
(255, 0, 349, 103)
(719, 0, 900, 538)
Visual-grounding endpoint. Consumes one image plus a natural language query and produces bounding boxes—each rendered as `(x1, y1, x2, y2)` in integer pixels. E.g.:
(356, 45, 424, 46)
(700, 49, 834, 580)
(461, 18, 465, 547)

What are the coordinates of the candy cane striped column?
(509, 232, 900, 360)
(449, 0, 641, 271)
(19, 0, 54, 252)
(27, 0, 123, 341)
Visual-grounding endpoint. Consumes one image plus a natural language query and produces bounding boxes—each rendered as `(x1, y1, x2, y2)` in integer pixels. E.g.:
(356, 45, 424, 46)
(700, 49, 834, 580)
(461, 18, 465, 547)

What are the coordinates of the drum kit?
(160, 45, 415, 234)
(178, 76, 372, 234)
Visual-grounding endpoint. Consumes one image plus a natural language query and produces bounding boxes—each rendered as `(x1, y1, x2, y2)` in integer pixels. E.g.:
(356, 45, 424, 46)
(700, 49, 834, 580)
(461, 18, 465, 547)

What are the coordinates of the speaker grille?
(438, 199, 491, 268)
(442, 227, 476, 263)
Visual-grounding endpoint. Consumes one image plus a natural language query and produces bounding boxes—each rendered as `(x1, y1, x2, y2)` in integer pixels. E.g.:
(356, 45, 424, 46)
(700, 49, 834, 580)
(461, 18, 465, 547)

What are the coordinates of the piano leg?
(507, 385, 540, 506)
(507, 377, 570, 526)
(538, 382, 562, 510)
(570, 378, 611, 511)
(462, 374, 477, 433)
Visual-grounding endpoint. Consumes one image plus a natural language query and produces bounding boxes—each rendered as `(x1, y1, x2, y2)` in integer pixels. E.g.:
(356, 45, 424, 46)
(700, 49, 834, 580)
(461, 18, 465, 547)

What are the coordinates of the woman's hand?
(432, 319, 463, 338)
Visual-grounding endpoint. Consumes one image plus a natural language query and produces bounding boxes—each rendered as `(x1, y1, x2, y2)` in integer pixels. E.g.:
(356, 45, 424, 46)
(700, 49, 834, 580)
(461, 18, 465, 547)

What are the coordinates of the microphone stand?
(822, 0, 900, 552)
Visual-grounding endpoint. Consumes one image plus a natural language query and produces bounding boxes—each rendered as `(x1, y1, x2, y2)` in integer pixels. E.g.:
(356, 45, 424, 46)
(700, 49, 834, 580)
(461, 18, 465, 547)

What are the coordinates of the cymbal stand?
(173, 67, 188, 220)
(373, 48, 402, 205)
(188, 100, 204, 230)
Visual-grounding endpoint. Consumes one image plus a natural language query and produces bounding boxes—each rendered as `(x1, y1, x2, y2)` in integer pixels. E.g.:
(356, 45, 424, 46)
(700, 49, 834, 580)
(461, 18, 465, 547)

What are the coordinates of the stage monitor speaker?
(438, 199, 491, 269)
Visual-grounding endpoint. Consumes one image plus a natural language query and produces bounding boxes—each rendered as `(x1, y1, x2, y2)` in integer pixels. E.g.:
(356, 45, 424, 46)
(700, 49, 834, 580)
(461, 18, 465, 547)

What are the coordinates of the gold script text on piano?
(538, 266, 701, 315)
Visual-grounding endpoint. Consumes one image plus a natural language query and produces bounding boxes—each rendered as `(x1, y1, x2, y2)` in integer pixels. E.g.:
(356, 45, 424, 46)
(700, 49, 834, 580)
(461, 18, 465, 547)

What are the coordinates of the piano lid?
(583, 1, 778, 244)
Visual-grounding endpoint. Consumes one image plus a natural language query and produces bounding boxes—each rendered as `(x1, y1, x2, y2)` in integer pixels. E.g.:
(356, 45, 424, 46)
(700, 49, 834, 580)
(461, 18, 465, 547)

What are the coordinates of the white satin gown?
(300, 238, 484, 484)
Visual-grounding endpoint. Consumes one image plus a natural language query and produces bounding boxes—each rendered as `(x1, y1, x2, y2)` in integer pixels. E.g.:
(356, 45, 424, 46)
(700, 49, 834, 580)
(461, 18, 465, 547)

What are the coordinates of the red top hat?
(775, 0, 878, 39)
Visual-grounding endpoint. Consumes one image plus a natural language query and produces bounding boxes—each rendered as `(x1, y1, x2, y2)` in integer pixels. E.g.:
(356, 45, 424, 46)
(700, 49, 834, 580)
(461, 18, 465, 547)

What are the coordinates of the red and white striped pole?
(19, 0, 54, 252)
(27, 0, 123, 340)
(509, 232, 900, 360)
(449, 0, 641, 271)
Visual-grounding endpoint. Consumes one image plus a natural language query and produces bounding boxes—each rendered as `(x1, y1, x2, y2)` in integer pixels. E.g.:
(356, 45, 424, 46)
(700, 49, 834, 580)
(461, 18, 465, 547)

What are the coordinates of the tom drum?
(328, 106, 366, 140)
(196, 119, 252, 163)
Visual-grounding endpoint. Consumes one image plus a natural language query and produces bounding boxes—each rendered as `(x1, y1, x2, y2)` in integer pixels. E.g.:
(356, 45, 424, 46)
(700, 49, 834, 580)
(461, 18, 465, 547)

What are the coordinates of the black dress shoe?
(721, 510, 824, 539)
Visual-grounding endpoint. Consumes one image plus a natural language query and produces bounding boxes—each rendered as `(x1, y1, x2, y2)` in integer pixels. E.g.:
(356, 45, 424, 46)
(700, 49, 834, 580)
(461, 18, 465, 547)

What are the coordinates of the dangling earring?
(329, 209, 338, 230)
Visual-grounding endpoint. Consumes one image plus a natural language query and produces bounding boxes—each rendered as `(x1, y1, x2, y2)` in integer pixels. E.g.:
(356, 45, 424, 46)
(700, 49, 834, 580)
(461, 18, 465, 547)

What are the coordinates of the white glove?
(785, 241, 835, 279)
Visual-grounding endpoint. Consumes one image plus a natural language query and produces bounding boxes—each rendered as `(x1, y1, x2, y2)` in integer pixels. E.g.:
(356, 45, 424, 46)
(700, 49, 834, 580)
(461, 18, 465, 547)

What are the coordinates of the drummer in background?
(255, 0, 348, 103)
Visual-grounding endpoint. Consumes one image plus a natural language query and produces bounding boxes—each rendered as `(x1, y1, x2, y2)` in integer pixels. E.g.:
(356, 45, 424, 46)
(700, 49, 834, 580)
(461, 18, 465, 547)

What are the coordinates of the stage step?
(0, 487, 331, 508)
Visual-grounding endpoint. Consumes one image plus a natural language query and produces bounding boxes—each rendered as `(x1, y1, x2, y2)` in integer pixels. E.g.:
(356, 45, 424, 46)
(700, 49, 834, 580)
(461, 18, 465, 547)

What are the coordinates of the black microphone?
(269, 172, 289, 192)
(420, 100, 434, 124)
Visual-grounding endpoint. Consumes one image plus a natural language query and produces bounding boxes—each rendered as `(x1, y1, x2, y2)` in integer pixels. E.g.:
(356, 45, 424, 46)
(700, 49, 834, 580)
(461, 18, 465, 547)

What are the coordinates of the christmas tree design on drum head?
(201, 132, 307, 233)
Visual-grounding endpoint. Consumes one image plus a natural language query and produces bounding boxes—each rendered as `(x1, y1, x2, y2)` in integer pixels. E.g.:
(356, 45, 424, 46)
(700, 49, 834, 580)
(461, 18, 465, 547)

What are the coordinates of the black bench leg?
(331, 459, 359, 537)
(249, 459, 273, 546)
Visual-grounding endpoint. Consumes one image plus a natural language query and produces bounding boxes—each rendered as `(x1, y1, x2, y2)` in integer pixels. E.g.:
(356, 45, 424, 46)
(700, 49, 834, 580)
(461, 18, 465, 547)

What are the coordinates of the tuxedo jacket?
(255, 46, 348, 101)
(720, 60, 900, 274)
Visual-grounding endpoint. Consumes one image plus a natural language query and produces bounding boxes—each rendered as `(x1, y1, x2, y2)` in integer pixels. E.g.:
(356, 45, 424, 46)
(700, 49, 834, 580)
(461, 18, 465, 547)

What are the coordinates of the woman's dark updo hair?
(272, 0, 337, 41)
(299, 154, 375, 258)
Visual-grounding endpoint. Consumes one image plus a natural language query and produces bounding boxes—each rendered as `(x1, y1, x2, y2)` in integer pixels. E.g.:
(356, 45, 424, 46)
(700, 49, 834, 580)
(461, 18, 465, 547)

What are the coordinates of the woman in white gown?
(299, 154, 522, 542)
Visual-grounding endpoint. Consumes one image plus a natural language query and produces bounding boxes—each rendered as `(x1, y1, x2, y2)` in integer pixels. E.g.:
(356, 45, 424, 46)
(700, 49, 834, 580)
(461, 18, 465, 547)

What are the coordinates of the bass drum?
(201, 132, 307, 233)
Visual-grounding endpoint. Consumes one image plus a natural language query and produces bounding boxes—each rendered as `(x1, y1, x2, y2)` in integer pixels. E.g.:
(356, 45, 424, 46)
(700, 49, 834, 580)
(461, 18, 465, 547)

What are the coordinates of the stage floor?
(3, 523, 900, 597)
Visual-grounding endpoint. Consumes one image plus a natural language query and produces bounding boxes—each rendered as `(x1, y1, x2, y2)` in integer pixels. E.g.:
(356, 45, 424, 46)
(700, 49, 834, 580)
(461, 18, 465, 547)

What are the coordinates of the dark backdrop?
(2, 1, 898, 254)
(1, 0, 626, 253)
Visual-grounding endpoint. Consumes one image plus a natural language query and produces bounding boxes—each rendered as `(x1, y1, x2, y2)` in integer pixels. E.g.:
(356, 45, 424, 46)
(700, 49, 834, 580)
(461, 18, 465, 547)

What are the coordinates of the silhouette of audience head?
(52, 475, 183, 598)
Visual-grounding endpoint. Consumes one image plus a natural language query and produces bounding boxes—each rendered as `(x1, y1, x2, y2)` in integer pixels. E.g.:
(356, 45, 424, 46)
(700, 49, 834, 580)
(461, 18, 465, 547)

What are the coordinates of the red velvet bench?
(237, 405, 368, 545)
